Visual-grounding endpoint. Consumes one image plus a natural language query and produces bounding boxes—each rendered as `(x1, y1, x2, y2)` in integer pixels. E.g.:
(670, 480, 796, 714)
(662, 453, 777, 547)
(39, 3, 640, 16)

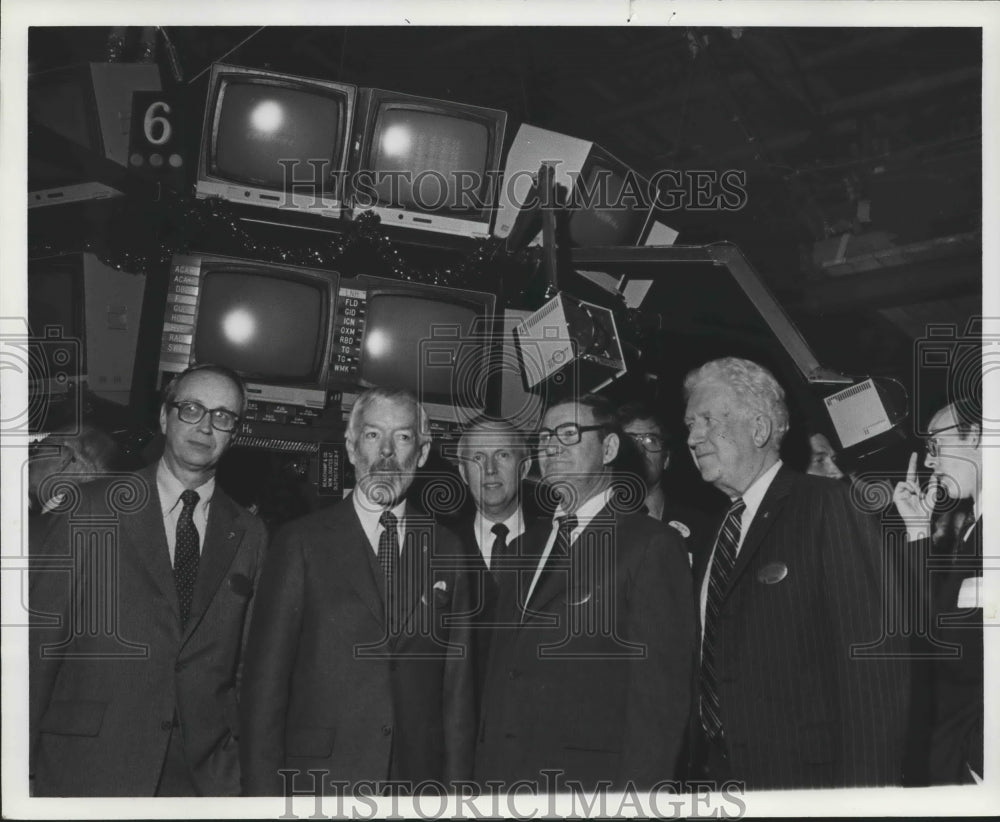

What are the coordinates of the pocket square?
(756, 562, 788, 585)
(956, 576, 981, 609)
(433, 580, 448, 592)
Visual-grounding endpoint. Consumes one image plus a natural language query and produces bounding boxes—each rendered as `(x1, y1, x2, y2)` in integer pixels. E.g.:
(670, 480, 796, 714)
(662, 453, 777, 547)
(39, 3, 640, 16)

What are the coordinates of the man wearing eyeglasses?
(893, 396, 983, 784)
(475, 394, 694, 791)
(618, 401, 710, 565)
(30, 363, 267, 796)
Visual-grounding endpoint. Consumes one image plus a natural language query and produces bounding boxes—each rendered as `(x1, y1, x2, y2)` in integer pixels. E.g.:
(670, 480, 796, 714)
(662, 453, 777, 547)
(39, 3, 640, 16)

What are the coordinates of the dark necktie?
(524, 514, 578, 617)
(700, 497, 746, 740)
(174, 489, 200, 627)
(378, 511, 400, 625)
(489, 522, 510, 576)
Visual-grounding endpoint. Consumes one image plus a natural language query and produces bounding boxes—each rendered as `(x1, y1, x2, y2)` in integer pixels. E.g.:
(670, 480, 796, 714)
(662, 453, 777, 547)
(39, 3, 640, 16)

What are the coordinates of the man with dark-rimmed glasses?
(893, 396, 983, 784)
(30, 363, 268, 796)
(475, 394, 694, 792)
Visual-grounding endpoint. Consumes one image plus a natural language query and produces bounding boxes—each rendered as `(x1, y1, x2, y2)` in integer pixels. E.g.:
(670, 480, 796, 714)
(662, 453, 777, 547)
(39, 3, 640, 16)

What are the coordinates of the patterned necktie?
(174, 489, 200, 627)
(489, 522, 510, 575)
(524, 514, 578, 617)
(700, 497, 746, 739)
(378, 510, 400, 627)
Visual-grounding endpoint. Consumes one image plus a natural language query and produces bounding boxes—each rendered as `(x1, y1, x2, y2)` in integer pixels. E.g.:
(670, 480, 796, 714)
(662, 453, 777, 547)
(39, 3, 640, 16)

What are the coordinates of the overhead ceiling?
(28, 25, 984, 404)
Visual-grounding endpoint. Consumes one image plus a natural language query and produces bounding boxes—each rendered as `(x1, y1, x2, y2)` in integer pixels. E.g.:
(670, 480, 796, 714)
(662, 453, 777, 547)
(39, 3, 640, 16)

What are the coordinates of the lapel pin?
(757, 561, 788, 584)
(227, 531, 236, 539)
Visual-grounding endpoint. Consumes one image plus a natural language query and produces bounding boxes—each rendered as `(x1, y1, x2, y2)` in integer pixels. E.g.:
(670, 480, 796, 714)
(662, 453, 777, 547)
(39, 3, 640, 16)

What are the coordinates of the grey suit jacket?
(29, 463, 268, 796)
(239, 497, 476, 795)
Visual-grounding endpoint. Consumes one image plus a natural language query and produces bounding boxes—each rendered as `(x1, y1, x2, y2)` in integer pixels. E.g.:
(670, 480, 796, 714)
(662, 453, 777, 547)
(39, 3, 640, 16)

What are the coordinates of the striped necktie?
(700, 497, 746, 739)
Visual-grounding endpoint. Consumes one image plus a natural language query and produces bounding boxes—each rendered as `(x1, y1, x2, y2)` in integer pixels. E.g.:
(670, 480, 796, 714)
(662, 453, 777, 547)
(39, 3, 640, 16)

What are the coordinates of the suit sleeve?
(235, 517, 269, 701)
(618, 524, 696, 787)
(820, 487, 910, 785)
(28, 511, 72, 788)
(239, 524, 305, 796)
(440, 530, 477, 784)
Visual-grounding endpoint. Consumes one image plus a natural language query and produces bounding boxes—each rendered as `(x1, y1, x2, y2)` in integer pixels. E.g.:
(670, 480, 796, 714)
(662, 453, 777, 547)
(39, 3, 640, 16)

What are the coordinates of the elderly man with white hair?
(683, 357, 910, 790)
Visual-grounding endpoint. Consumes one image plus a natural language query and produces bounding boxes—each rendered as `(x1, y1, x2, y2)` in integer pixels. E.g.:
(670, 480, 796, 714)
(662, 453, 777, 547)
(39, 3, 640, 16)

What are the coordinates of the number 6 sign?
(129, 90, 184, 174)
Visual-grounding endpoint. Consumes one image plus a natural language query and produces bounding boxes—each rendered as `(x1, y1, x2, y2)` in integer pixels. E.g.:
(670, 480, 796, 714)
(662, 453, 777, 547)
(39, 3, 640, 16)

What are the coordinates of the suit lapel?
(513, 522, 551, 626)
(725, 465, 795, 595)
(183, 490, 243, 642)
(336, 502, 387, 627)
(124, 465, 179, 623)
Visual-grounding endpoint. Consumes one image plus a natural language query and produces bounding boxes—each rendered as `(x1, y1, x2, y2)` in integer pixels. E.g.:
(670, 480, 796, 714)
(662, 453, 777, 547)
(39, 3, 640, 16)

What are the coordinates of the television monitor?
(27, 253, 147, 416)
(348, 88, 507, 238)
(328, 274, 497, 425)
(29, 63, 162, 207)
(196, 63, 356, 219)
(158, 253, 340, 411)
(495, 123, 654, 248)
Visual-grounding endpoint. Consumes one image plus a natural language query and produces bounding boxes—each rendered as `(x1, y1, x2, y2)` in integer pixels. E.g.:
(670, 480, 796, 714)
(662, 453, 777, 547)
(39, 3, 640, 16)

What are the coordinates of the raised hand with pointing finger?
(892, 451, 939, 541)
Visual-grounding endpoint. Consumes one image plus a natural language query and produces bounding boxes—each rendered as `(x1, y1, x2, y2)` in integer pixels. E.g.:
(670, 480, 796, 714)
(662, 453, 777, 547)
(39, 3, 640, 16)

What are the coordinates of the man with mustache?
(240, 387, 475, 795)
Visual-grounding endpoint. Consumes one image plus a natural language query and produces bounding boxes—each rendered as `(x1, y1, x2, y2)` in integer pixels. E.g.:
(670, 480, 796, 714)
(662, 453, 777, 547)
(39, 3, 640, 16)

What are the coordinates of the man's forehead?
(930, 406, 957, 432)
(543, 401, 592, 426)
(362, 397, 418, 425)
(176, 372, 240, 404)
(624, 417, 662, 435)
(463, 431, 525, 451)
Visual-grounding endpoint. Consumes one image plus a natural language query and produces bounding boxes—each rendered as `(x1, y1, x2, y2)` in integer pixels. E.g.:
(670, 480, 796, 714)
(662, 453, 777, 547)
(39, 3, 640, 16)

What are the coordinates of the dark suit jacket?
(29, 464, 268, 796)
(911, 517, 983, 783)
(475, 504, 696, 791)
(452, 512, 534, 715)
(239, 498, 476, 795)
(690, 466, 910, 789)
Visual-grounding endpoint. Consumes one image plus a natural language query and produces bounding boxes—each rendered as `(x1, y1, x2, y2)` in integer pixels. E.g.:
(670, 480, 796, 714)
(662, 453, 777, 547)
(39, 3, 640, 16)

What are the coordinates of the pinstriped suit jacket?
(691, 466, 910, 788)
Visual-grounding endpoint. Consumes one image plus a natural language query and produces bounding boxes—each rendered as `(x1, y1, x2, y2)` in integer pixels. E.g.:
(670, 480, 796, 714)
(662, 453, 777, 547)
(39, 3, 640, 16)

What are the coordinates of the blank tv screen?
(194, 270, 325, 382)
(570, 164, 648, 247)
(213, 81, 343, 191)
(361, 294, 483, 399)
(28, 261, 83, 374)
(371, 108, 489, 214)
(29, 72, 97, 188)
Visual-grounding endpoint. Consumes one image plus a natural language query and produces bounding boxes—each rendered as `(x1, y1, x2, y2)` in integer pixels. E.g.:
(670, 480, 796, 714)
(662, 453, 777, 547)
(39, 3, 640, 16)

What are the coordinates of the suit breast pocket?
(39, 700, 108, 737)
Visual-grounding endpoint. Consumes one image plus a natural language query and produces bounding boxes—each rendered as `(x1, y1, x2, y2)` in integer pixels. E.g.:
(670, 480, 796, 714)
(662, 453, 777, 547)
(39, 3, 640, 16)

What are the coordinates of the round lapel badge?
(757, 561, 788, 584)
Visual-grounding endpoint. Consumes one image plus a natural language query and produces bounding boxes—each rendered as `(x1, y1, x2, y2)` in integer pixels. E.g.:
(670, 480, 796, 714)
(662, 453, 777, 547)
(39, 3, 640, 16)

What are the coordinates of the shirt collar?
(553, 487, 614, 533)
(351, 486, 408, 536)
(157, 459, 215, 517)
(736, 459, 782, 523)
(474, 507, 524, 546)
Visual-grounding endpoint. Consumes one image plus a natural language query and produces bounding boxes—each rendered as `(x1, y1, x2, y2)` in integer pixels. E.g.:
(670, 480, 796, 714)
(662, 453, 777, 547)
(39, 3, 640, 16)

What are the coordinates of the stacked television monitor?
(27, 253, 147, 430)
(494, 123, 655, 248)
(347, 88, 507, 238)
(195, 63, 357, 219)
(157, 253, 497, 453)
(29, 63, 162, 207)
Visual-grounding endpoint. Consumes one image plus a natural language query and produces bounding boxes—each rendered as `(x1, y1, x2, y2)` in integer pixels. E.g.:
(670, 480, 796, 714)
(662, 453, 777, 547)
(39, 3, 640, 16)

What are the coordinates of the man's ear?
(417, 441, 431, 469)
(751, 414, 773, 447)
(458, 460, 469, 486)
(662, 452, 671, 472)
(345, 436, 357, 467)
(602, 432, 620, 465)
(159, 405, 168, 436)
(518, 454, 531, 481)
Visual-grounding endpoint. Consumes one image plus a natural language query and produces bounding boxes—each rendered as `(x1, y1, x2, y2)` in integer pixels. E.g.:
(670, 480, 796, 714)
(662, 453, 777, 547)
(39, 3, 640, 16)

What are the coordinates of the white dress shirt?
(157, 460, 215, 565)
(525, 488, 613, 604)
(351, 488, 408, 556)
(473, 508, 525, 569)
(699, 459, 783, 639)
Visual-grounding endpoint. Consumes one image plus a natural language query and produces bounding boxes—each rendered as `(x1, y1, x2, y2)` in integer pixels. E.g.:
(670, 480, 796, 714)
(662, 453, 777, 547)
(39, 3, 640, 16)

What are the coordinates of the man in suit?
(684, 357, 910, 789)
(617, 400, 710, 565)
(240, 387, 475, 796)
(454, 417, 532, 701)
(475, 394, 695, 792)
(30, 363, 267, 796)
(893, 396, 983, 784)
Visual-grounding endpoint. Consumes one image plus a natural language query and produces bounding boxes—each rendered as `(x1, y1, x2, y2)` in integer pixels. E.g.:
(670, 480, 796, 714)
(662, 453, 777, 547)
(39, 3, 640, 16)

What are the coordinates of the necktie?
(700, 497, 746, 740)
(378, 511, 400, 625)
(174, 489, 200, 627)
(489, 522, 510, 575)
(524, 514, 578, 617)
